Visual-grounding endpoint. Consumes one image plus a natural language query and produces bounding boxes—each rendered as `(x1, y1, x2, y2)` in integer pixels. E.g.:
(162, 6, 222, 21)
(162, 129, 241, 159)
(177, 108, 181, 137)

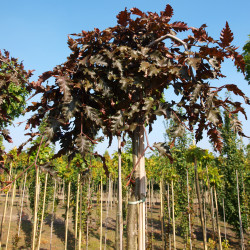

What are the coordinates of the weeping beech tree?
(24, 4, 249, 249)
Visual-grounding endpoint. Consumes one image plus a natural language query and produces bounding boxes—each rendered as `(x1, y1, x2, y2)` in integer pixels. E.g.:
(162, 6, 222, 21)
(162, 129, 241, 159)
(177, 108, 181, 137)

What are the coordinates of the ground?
(0, 190, 248, 249)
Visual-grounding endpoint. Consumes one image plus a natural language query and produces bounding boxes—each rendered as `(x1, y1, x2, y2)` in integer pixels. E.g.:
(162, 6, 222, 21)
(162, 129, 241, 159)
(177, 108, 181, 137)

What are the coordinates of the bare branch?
(148, 34, 188, 51)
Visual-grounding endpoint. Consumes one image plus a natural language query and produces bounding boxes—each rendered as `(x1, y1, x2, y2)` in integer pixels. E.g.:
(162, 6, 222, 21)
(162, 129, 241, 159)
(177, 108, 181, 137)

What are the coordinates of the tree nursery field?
(0, 4, 249, 250)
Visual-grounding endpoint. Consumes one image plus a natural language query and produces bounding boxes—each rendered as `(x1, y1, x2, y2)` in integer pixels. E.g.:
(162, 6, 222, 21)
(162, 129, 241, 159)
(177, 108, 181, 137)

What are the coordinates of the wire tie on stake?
(128, 197, 146, 205)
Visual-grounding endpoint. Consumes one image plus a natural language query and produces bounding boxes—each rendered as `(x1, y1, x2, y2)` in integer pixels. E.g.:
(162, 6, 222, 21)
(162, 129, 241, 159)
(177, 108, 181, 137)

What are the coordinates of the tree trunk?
(75, 173, 80, 249)
(213, 187, 222, 250)
(127, 129, 139, 250)
(65, 181, 71, 250)
(116, 136, 123, 250)
(138, 125, 146, 250)
(171, 179, 176, 250)
(194, 159, 207, 250)
(187, 168, 192, 250)
(50, 179, 57, 250)
(37, 172, 48, 250)
(6, 176, 16, 250)
(236, 170, 245, 250)
(32, 167, 40, 250)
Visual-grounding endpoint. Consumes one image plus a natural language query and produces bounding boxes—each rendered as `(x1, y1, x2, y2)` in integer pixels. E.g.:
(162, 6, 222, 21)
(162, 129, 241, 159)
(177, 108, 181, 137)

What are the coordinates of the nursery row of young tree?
(0, 109, 249, 249)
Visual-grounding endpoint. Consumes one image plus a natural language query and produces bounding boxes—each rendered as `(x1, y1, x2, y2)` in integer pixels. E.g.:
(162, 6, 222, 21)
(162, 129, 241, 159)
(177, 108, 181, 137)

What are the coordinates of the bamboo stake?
(75, 174, 80, 249)
(187, 168, 192, 250)
(5, 176, 16, 250)
(79, 183, 82, 250)
(86, 176, 91, 250)
(50, 179, 57, 250)
(236, 170, 245, 250)
(167, 183, 171, 250)
(222, 198, 227, 241)
(194, 158, 207, 250)
(213, 187, 222, 250)
(203, 181, 207, 247)
(210, 187, 216, 241)
(206, 165, 215, 240)
(65, 181, 71, 250)
(150, 181, 154, 250)
(104, 176, 111, 250)
(37, 172, 48, 250)
(118, 136, 123, 250)
(18, 172, 27, 237)
(100, 176, 103, 250)
(171, 179, 176, 250)
(32, 167, 40, 250)
(160, 179, 166, 249)
(0, 164, 12, 248)
(2, 164, 13, 224)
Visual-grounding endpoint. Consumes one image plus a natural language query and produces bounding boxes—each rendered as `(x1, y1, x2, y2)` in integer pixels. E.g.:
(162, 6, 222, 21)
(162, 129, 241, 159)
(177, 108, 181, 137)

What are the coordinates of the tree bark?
(116, 136, 123, 250)
(127, 129, 140, 250)
(138, 125, 146, 250)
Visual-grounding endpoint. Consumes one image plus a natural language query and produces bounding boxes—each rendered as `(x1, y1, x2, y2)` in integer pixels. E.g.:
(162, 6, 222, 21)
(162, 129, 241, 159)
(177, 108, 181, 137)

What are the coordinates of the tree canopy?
(25, 5, 249, 169)
(242, 35, 250, 84)
(0, 50, 33, 142)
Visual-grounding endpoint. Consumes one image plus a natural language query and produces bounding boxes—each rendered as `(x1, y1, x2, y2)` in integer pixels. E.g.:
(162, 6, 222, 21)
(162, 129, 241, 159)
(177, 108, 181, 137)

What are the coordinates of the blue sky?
(1, 0, 250, 154)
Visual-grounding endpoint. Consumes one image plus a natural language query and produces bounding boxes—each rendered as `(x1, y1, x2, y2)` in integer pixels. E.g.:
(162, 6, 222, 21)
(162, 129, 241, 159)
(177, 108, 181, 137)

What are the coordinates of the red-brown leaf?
(116, 8, 130, 27)
(130, 7, 144, 17)
(220, 22, 234, 47)
(162, 4, 174, 18)
(207, 128, 223, 152)
(171, 22, 188, 32)
(36, 71, 53, 86)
